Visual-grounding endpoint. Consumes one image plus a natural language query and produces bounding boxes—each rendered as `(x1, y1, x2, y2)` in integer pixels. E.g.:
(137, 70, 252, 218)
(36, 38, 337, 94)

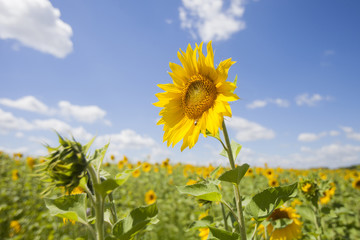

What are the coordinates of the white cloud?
(165, 19, 173, 24)
(58, 101, 108, 124)
(298, 132, 327, 142)
(226, 116, 275, 141)
(0, 0, 73, 58)
(298, 130, 341, 142)
(295, 93, 331, 106)
(0, 146, 29, 154)
(341, 126, 360, 141)
(179, 0, 246, 42)
(15, 132, 24, 138)
(0, 108, 34, 133)
(33, 118, 92, 141)
(237, 143, 360, 169)
(0, 96, 109, 124)
(246, 98, 289, 109)
(95, 129, 156, 150)
(0, 96, 52, 114)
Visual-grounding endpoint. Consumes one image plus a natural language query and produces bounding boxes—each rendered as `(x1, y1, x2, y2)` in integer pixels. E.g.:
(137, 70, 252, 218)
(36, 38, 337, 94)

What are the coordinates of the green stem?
(87, 165, 105, 240)
(222, 120, 247, 240)
(221, 200, 240, 222)
(314, 206, 323, 240)
(221, 202, 229, 231)
(250, 222, 258, 240)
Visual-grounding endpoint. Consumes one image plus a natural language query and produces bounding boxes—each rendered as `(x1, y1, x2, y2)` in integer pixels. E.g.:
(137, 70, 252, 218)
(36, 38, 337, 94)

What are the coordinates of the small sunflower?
(269, 178, 279, 187)
(26, 156, 35, 170)
(132, 169, 141, 178)
(260, 207, 302, 240)
(110, 154, 115, 161)
(10, 220, 21, 237)
(118, 160, 124, 170)
(145, 190, 157, 205)
(264, 168, 274, 178)
(142, 162, 152, 172)
(198, 228, 210, 240)
(352, 178, 360, 190)
(154, 41, 239, 151)
(12, 169, 19, 181)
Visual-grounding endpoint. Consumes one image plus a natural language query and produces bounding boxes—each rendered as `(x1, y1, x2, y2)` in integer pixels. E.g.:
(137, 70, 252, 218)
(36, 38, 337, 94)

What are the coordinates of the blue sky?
(1, 0, 360, 168)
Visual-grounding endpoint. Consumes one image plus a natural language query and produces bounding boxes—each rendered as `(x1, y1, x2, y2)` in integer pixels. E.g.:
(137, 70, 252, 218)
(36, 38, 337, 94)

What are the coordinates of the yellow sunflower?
(260, 207, 302, 240)
(145, 190, 157, 205)
(198, 227, 210, 240)
(269, 178, 279, 187)
(12, 169, 19, 181)
(352, 178, 360, 190)
(154, 41, 239, 151)
(132, 169, 141, 178)
(142, 162, 152, 172)
(10, 220, 21, 237)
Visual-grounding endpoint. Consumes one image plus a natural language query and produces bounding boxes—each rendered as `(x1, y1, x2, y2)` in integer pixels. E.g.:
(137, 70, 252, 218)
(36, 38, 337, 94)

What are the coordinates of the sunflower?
(198, 228, 210, 240)
(145, 190, 157, 205)
(352, 178, 360, 190)
(154, 41, 239, 151)
(132, 169, 141, 178)
(10, 220, 21, 237)
(269, 178, 279, 187)
(142, 162, 152, 172)
(260, 207, 302, 240)
(26, 156, 35, 170)
(12, 169, 19, 181)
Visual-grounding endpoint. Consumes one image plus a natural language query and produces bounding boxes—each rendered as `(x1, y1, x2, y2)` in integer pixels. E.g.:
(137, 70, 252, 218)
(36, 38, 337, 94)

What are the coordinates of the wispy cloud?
(246, 98, 290, 109)
(226, 116, 275, 141)
(341, 126, 360, 141)
(295, 93, 331, 106)
(0, 96, 110, 125)
(298, 129, 341, 142)
(179, 0, 246, 42)
(0, 0, 73, 58)
(323, 49, 335, 56)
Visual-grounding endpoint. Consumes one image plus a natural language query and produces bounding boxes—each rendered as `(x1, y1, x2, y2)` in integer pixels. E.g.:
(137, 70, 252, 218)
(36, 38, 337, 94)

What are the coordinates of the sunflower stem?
(221, 202, 229, 231)
(222, 120, 247, 240)
(87, 165, 105, 240)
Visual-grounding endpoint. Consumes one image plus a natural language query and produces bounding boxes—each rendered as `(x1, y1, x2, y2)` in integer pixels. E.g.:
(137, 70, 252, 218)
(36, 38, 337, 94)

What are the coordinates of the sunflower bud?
(299, 180, 319, 204)
(39, 133, 88, 195)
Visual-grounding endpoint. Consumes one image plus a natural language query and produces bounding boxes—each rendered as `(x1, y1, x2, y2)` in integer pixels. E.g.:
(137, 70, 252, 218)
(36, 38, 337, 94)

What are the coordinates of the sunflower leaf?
(245, 183, 298, 221)
(44, 193, 87, 225)
(218, 164, 249, 185)
(112, 203, 158, 239)
(89, 142, 109, 172)
(208, 226, 240, 240)
(177, 183, 222, 202)
(188, 216, 214, 231)
(220, 140, 242, 161)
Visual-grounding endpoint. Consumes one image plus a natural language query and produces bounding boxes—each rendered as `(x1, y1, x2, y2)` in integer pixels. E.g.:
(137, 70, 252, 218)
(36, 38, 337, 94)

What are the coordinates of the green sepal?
(245, 183, 298, 221)
(218, 164, 249, 185)
(89, 142, 109, 172)
(177, 183, 222, 202)
(44, 193, 87, 225)
(271, 218, 294, 230)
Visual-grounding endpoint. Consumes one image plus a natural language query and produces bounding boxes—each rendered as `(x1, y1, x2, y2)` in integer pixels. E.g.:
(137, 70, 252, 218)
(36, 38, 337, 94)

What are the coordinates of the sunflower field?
(1, 149, 360, 240)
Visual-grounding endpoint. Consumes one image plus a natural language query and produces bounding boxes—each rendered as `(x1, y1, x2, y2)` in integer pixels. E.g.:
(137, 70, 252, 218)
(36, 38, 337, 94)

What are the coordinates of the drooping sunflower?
(154, 41, 239, 151)
(260, 207, 302, 240)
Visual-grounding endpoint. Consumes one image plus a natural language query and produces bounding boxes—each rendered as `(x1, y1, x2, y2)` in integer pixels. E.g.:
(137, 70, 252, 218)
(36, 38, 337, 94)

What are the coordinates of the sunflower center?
(356, 180, 360, 187)
(269, 209, 290, 220)
(182, 74, 217, 120)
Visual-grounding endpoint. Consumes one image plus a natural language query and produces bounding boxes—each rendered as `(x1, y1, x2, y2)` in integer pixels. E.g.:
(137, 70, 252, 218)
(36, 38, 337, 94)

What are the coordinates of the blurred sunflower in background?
(154, 41, 239, 151)
(352, 178, 360, 190)
(145, 190, 157, 205)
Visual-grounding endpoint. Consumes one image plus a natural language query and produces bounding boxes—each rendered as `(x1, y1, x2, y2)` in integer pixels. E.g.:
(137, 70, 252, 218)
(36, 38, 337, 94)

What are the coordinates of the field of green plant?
(1, 149, 359, 240)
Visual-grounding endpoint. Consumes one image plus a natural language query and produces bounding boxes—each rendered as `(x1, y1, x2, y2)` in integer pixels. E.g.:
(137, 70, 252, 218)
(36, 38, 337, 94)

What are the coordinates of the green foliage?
(245, 183, 298, 221)
(111, 204, 158, 240)
(220, 140, 242, 161)
(44, 194, 88, 225)
(208, 226, 239, 240)
(218, 164, 249, 185)
(177, 183, 222, 202)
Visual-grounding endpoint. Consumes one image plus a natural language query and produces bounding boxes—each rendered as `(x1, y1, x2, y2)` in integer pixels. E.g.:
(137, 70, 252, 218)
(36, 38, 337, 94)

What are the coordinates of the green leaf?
(206, 129, 222, 142)
(112, 204, 158, 240)
(90, 142, 109, 171)
(220, 140, 242, 161)
(177, 183, 222, 202)
(218, 164, 249, 185)
(245, 183, 298, 221)
(271, 218, 293, 230)
(83, 136, 96, 155)
(188, 216, 213, 231)
(44, 193, 87, 225)
(114, 168, 138, 186)
(208, 226, 239, 240)
(94, 179, 120, 199)
(94, 169, 137, 198)
(297, 205, 316, 222)
(209, 166, 222, 179)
